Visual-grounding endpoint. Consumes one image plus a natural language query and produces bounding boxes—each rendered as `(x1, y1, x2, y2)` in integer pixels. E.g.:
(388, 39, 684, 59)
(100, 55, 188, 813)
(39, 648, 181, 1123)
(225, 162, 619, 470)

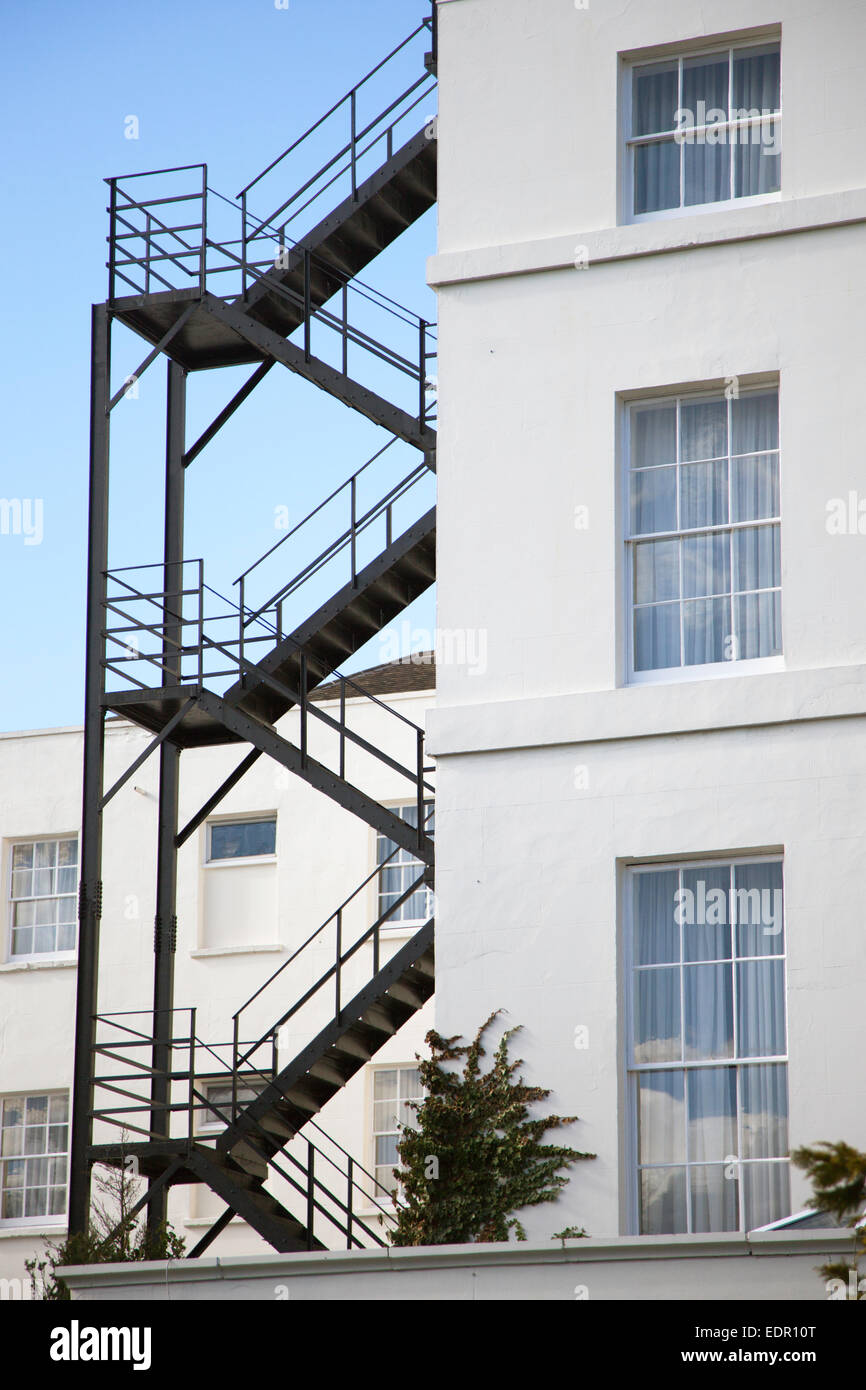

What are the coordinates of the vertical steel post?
(147, 357, 186, 1236)
(68, 303, 112, 1237)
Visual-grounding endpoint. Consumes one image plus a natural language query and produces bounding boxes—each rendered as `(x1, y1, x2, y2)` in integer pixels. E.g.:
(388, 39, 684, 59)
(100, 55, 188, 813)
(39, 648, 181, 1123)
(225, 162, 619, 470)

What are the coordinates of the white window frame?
(623, 383, 783, 686)
(623, 855, 790, 1237)
(622, 37, 781, 225)
(6, 835, 79, 964)
(375, 803, 434, 931)
(0, 1091, 70, 1228)
(204, 814, 277, 869)
(366, 1063, 424, 1208)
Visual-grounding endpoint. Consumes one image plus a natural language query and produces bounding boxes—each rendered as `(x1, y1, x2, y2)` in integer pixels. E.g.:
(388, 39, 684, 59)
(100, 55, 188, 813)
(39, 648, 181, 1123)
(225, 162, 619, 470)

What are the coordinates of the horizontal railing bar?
(107, 162, 206, 182)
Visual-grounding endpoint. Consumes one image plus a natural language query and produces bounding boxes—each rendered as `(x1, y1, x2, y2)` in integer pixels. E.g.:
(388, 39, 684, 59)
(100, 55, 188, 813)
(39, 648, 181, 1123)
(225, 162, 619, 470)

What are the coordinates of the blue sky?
(0, 0, 437, 731)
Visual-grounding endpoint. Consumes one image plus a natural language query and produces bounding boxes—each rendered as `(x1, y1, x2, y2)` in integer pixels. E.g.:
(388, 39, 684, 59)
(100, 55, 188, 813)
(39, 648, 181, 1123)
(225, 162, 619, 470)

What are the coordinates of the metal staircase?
(70, 10, 439, 1255)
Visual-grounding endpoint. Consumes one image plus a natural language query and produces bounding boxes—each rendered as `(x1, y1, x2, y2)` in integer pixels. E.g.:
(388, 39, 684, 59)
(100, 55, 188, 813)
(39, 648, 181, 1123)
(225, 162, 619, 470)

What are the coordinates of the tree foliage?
(390, 1011, 595, 1246)
(25, 1156, 185, 1300)
(792, 1140, 866, 1296)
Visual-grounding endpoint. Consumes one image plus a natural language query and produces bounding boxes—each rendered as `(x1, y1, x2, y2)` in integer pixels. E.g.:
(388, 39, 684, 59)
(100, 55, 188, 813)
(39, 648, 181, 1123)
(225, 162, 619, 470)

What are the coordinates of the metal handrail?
(91, 1009, 400, 1249)
(237, 15, 434, 202)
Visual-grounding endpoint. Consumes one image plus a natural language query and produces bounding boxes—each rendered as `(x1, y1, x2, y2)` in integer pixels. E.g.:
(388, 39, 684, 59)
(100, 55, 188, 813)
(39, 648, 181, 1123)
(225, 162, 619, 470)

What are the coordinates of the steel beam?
(182, 361, 273, 468)
(69, 304, 112, 1236)
(147, 358, 186, 1235)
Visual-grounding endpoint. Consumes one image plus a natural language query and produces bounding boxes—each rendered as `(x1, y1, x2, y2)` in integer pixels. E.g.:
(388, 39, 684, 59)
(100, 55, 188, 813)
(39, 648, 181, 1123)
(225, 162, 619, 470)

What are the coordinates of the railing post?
(145, 212, 152, 296)
(350, 89, 357, 201)
(241, 191, 247, 298)
(342, 283, 348, 377)
(347, 1156, 354, 1249)
(200, 165, 208, 294)
(350, 474, 357, 585)
(386, 504, 392, 548)
(339, 680, 346, 780)
(335, 907, 342, 1020)
(276, 600, 283, 641)
(107, 180, 117, 301)
(197, 560, 204, 688)
(303, 248, 311, 362)
(418, 318, 427, 429)
(307, 1144, 315, 1249)
(416, 730, 424, 850)
(188, 1008, 196, 1149)
(232, 1014, 240, 1107)
(238, 574, 245, 688)
(300, 652, 308, 768)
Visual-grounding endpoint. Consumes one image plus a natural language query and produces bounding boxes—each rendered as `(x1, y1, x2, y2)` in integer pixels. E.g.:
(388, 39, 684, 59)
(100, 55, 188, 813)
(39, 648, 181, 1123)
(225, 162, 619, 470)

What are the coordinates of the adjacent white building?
(0, 661, 434, 1286)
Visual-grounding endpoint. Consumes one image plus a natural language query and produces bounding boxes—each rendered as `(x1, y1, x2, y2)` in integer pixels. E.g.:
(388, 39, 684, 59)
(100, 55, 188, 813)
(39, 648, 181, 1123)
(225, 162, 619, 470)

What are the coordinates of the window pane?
(57, 839, 78, 867)
(733, 46, 780, 115)
(682, 52, 729, 122)
(690, 1164, 739, 1232)
(11, 870, 32, 900)
(738, 960, 786, 1057)
(56, 922, 76, 952)
(638, 1071, 685, 1163)
(634, 540, 679, 603)
(375, 1135, 399, 1168)
(682, 533, 730, 598)
(49, 1095, 69, 1125)
(11, 928, 33, 956)
(34, 925, 57, 954)
(680, 461, 728, 529)
(630, 466, 677, 534)
(373, 1099, 400, 1133)
(209, 819, 276, 860)
(12, 844, 33, 869)
(634, 602, 680, 671)
(634, 870, 680, 966)
(741, 1064, 788, 1159)
(735, 590, 781, 659)
(635, 967, 681, 1063)
(634, 139, 679, 215)
(687, 1067, 736, 1161)
(373, 1070, 397, 1102)
(56, 867, 77, 894)
(25, 1097, 48, 1124)
(684, 963, 733, 1059)
(735, 121, 781, 196)
(12, 900, 35, 928)
(680, 399, 727, 462)
(683, 597, 730, 666)
(684, 140, 730, 207)
(640, 1167, 687, 1234)
(734, 862, 784, 957)
(632, 405, 677, 469)
(682, 865, 731, 962)
(32, 869, 53, 896)
(633, 61, 679, 137)
(731, 454, 779, 522)
(734, 525, 780, 591)
(743, 1161, 790, 1230)
(732, 392, 778, 454)
(34, 842, 55, 869)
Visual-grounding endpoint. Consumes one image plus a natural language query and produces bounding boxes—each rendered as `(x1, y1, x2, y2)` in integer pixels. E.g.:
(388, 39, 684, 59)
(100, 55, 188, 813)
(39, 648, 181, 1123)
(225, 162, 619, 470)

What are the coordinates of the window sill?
(203, 856, 277, 870)
(628, 655, 785, 686)
(0, 958, 77, 974)
(190, 944, 284, 959)
(0, 1223, 67, 1239)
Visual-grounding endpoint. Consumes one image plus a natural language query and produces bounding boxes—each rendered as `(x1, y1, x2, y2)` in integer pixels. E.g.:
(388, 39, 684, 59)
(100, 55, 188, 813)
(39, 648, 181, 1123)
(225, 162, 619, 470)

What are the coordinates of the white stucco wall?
(0, 681, 435, 1284)
(428, 0, 866, 1243)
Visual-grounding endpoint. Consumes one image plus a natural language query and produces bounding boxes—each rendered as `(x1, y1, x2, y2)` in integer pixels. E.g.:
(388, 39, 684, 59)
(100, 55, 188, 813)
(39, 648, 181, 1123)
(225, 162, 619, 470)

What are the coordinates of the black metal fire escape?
(70, 10, 438, 1255)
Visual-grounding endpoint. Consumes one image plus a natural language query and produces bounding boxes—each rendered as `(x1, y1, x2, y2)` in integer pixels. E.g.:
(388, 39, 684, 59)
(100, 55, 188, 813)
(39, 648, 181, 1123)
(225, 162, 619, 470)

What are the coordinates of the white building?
(6, 0, 866, 1301)
(428, 0, 866, 1245)
(0, 660, 435, 1286)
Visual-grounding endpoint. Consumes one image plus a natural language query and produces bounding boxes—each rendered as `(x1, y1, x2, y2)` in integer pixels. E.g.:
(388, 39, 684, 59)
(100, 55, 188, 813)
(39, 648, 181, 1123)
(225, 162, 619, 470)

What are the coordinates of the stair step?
(228, 1139, 268, 1180)
(308, 1057, 349, 1089)
(361, 1002, 400, 1037)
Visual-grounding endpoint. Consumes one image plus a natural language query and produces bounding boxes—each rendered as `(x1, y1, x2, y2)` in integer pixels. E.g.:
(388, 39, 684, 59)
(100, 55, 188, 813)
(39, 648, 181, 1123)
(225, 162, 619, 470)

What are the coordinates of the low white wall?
(59, 1230, 854, 1302)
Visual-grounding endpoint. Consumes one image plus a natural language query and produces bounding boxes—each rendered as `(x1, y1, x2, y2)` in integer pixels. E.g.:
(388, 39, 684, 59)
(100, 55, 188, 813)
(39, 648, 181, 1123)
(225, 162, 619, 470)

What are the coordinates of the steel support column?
(147, 358, 186, 1234)
(69, 304, 112, 1236)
